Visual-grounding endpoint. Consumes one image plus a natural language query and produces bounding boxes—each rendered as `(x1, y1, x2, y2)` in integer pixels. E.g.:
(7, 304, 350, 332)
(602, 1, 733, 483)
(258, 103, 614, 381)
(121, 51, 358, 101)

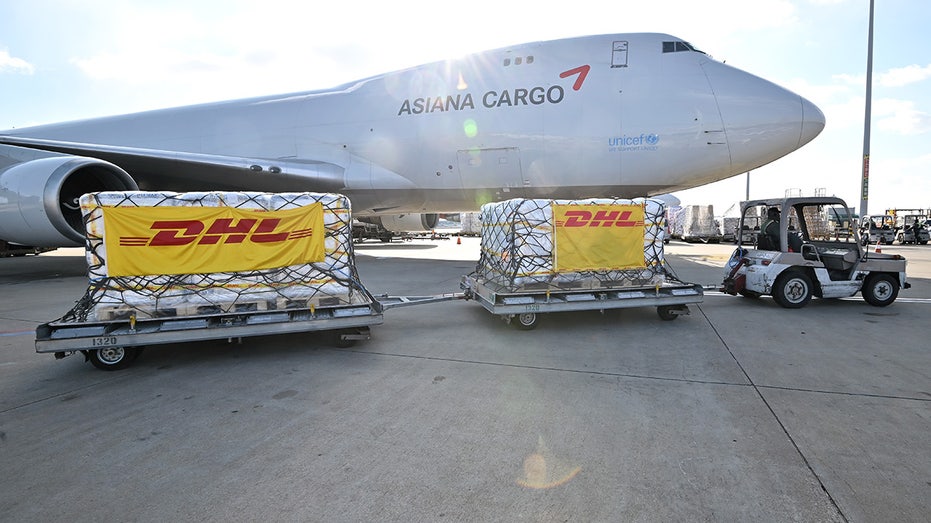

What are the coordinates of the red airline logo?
(559, 65, 591, 91)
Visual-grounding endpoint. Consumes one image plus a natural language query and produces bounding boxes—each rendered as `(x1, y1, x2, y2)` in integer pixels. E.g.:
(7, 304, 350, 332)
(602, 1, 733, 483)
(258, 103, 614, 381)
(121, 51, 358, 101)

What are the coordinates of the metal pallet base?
(460, 275, 704, 317)
(36, 303, 383, 354)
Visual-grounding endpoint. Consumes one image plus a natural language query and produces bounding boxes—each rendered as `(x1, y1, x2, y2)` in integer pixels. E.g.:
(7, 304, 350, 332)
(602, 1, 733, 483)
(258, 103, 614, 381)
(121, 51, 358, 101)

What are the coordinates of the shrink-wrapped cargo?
(721, 216, 740, 241)
(666, 206, 685, 238)
(64, 191, 373, 322)
(459, 212, 482, 236)
(681, 205, 718, 241)
(475, 198, 667, 290)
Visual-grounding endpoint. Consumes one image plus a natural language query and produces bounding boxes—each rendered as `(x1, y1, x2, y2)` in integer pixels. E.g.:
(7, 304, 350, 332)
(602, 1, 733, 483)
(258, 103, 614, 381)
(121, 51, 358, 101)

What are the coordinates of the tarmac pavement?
(0, 238, 928, 522)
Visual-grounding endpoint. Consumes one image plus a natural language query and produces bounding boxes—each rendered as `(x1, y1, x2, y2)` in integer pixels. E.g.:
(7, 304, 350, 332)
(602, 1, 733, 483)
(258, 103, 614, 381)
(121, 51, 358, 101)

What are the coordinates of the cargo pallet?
(35, 279, 703, 369)
(36, 301, 384, 370)
(460, 274, 704, 330)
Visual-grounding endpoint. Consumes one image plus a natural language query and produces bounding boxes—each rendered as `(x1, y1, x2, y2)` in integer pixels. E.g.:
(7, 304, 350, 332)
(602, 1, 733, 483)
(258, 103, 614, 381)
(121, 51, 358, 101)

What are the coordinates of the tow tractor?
(859, 214, 896, 245)
(887, 209, 930, 245)
(721, 197, 909, 308)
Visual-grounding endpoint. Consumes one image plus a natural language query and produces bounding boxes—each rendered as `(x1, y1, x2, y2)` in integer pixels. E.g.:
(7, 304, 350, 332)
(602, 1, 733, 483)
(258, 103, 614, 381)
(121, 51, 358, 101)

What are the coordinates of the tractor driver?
(760, 207, 781, 250)
(760, 206, 804, 252)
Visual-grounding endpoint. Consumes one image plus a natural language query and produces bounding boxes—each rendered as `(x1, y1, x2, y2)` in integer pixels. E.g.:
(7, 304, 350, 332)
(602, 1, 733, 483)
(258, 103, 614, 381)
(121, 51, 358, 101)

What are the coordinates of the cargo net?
(60, 191, 375, 323)
(473, 198, 668, 291)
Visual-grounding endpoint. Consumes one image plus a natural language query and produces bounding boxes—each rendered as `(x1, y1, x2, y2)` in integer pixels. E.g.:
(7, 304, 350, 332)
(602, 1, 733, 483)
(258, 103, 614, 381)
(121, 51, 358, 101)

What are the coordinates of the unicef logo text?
(608, 133, 660, 152)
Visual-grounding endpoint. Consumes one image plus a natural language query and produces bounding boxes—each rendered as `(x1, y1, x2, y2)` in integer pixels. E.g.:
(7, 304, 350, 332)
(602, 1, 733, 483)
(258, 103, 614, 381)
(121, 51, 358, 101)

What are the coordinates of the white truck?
(721, 197, 909, 308)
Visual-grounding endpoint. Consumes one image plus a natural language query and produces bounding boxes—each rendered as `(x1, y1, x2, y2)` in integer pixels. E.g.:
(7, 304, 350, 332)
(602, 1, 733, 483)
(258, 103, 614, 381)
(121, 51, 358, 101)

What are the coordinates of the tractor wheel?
(862, 274, 899, 307)
(772, 271, 813, 309)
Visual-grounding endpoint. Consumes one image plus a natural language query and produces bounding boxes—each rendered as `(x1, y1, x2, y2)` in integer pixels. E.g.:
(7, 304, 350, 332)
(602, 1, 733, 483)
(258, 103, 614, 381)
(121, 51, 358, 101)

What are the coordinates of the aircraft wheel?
(87, 346, 141, 371)
(772, 270, 812, 309)
(514, 313, 538, 330)
(862, 274, 899, 307)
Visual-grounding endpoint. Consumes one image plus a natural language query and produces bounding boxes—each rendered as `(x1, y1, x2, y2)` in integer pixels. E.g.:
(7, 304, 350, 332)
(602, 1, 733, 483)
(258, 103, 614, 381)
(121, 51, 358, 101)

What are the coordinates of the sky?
(1, 0, 929, 216)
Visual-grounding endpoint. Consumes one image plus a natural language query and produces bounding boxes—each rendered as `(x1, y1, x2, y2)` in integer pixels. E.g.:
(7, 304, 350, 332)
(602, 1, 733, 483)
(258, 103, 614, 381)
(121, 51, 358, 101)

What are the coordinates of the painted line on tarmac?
(703, 290, 931, 303)
(0, 330, 33, 337)
(840, 296, 931, 303)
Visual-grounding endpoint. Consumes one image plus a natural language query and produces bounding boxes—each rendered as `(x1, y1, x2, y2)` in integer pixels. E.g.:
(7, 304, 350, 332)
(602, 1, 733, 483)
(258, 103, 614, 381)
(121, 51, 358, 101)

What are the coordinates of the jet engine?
(0, 153, 138, 246)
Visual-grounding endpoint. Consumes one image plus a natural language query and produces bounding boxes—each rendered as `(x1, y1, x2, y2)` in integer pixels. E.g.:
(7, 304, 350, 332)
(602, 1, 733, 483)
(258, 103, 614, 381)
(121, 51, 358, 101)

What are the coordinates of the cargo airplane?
(0, 32, 824, 248)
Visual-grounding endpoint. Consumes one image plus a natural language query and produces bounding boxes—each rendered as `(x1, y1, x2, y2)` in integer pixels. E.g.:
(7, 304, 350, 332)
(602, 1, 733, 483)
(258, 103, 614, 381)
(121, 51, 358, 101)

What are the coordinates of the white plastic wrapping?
(681, 205, 718, 240)
(475, 198, 667, 290)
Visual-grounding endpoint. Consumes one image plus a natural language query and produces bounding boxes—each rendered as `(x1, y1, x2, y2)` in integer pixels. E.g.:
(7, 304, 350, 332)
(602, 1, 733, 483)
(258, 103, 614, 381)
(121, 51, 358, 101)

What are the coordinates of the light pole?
(860, 0, 874, 218)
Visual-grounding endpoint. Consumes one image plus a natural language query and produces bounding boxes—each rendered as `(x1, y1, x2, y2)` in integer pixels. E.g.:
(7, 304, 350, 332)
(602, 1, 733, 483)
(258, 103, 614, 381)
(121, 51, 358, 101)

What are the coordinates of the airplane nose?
(702, 61, 826, 173)
(799, 95, 826, 147)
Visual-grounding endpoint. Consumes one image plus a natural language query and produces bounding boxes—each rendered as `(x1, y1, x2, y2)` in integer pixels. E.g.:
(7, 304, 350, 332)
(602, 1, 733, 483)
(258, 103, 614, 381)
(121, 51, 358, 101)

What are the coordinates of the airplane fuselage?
(0, 33, 824, 246)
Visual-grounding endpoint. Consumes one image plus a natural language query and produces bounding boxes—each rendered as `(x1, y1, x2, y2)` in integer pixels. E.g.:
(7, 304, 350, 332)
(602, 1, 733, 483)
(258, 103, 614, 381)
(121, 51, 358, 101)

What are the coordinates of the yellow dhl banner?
(553, 203, 646, 272)
(102, 204, 325, 277)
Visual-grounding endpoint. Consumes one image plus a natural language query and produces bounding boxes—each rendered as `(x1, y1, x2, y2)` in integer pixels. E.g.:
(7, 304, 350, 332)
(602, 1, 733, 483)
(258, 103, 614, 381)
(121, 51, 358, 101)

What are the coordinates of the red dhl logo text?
(119, 218, 314, 247)
(556, 210, 644, 228)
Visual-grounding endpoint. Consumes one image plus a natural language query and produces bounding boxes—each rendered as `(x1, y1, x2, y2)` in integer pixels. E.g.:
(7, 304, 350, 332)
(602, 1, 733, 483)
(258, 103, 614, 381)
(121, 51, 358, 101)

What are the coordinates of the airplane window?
(503, 58, 511, 66)
(515, 57, 522, 65)
(662, 41, 706, 54)
(681, 41, 706, 54)
(526, 56, 534, 64)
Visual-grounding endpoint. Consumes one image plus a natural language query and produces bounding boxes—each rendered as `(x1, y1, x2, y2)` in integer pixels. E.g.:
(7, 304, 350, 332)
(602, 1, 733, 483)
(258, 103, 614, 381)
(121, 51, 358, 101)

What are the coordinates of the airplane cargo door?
(457, 148, 524, 199)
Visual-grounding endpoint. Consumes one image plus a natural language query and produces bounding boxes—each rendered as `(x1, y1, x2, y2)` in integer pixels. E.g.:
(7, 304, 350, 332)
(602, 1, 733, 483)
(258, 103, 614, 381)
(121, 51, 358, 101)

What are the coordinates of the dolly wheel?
(657, 306, 680, 321)
(87, 347, 141, 371)
(514, 313, 538, 330)
(333, 330, 360, 348)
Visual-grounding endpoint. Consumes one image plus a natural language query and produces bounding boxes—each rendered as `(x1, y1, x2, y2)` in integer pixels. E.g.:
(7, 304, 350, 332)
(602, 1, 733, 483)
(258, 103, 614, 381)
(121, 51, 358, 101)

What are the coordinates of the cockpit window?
(662, 41, 705, 54)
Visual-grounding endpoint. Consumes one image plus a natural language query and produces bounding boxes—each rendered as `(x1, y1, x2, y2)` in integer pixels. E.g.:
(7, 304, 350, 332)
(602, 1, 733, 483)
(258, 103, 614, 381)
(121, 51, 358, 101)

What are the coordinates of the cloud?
(784, 77, 850, 104)
(823, 95, 931, 136)
(832, 73, 863, 86)
(868, 153, 931, 207)
(0, 49, 35, 74)
(821, 95, 865, 131)
(875, 98, 931, 135)
(880, 64, 931, 87)
(834, 64, 931, 89)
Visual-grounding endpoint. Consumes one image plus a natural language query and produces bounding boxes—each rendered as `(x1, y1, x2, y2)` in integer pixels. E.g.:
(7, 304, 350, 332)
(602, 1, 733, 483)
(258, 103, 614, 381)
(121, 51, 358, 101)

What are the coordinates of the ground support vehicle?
(352, 220, 396, 242)
(891, 212, 930, 244)
(721, 197, 909, 308)
(859, 215, 896, 245)
(461, 274, 703, 330)
(896, 224, 930, 245)
(469, 197, 704, 328)
(36, 292, 476, 371)
(36, 301, 384, 370)
(37, 190, 391, 370)
(1, 240, 55, 257)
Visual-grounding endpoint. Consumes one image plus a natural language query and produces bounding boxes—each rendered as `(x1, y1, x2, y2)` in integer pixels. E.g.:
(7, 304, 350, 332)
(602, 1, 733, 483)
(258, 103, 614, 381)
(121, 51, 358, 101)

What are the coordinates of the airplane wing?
(0, 135, 347, 193)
